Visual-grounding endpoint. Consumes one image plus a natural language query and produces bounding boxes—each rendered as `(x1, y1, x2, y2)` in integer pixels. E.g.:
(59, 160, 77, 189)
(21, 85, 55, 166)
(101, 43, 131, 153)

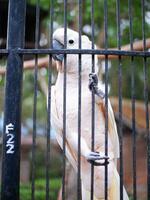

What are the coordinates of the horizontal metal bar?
(4, 48, 150, 57)
(0, 49, 9, 54)
(1, 48, 150, 57)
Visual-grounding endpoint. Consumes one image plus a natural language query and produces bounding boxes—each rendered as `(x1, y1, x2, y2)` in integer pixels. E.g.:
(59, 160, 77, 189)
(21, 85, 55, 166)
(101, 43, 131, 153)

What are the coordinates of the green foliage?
(109, 58, 150, 100)
(26, 0, 150, 47)
(22, 70, 47, 123)
(33, 148, 62, 179)
(20, 178, 61, 200)
(20, 147, 62, 200)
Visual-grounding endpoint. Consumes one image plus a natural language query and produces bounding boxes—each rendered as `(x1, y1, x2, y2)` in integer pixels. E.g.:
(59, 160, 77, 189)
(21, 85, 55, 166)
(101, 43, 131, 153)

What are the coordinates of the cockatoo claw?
(89, 73, 98, 84)
(89, 73, 98, 92)
(86, 151, 109, 166)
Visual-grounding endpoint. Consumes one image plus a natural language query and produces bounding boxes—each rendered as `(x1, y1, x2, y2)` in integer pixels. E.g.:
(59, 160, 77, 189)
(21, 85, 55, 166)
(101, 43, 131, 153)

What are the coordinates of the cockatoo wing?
(109, 167, 129, 200)
(107, 99, 120, 159)
(97, 98, 119, 162)
(82, 167, 129, 200)
(97, 99, 129, 200)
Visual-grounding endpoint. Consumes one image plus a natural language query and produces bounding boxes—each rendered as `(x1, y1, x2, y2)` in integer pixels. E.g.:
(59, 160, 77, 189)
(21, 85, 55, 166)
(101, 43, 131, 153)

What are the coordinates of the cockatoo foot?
(89, 73, 105, 99)
(86, 151, 109, 166)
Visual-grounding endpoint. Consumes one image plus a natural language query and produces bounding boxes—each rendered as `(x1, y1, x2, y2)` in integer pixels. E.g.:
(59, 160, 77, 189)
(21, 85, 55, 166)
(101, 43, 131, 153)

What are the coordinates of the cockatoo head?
(52, 28, 98, 74)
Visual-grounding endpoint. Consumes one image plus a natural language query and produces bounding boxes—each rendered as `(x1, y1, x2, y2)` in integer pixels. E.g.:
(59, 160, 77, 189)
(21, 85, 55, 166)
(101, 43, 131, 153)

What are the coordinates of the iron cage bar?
(1, 0, 26, 200)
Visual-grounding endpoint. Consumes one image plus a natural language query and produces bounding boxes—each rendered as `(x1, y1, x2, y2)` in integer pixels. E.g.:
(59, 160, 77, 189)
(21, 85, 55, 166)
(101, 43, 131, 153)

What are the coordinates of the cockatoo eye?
(68, 39, 74, 45)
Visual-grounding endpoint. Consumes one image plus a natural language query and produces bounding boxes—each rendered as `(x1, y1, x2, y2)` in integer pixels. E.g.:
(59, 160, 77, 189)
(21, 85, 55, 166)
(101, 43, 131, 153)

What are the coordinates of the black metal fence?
(0, 0, 150, 200)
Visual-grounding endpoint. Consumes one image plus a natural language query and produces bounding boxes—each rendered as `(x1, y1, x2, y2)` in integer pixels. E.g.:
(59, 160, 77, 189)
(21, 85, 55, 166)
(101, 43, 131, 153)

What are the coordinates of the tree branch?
(0, 38, 150, 75)
(0, 56, 53, 76)
(97, 38, 150, 59)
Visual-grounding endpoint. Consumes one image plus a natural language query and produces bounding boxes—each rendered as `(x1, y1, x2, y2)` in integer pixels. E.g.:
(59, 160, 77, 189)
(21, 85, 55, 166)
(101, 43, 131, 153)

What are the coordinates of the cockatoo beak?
(52, 39, 64, 72)
(52, 39, 64, 62)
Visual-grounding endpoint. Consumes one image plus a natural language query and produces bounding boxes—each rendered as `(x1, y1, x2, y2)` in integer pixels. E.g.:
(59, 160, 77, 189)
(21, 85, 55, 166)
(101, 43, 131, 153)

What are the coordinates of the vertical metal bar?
(144, 56, 150, 199)
(104, 0, 108, 199)
(31, 1, 40, 200)
(90, 0, 95, 200)
(1, 0, 26, 200)
(128, 0, 137, 199)
(78, 0, 82, 199)
(116, 0, 123, 199)
(62, 1, 67, 199)
(46, 58, 51, 200)
(45, 0, 53, 199)
(141, 1, 150, 199)
(118, 54, 123, 200)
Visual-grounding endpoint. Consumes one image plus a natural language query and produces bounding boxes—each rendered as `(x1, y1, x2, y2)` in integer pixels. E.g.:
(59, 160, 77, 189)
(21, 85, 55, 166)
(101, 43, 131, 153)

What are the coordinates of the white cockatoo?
(51, 28, 129, 200)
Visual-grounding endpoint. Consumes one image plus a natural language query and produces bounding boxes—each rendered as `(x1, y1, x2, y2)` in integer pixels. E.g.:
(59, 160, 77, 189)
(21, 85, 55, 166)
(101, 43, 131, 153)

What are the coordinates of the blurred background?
(0, 0, 150, 199)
